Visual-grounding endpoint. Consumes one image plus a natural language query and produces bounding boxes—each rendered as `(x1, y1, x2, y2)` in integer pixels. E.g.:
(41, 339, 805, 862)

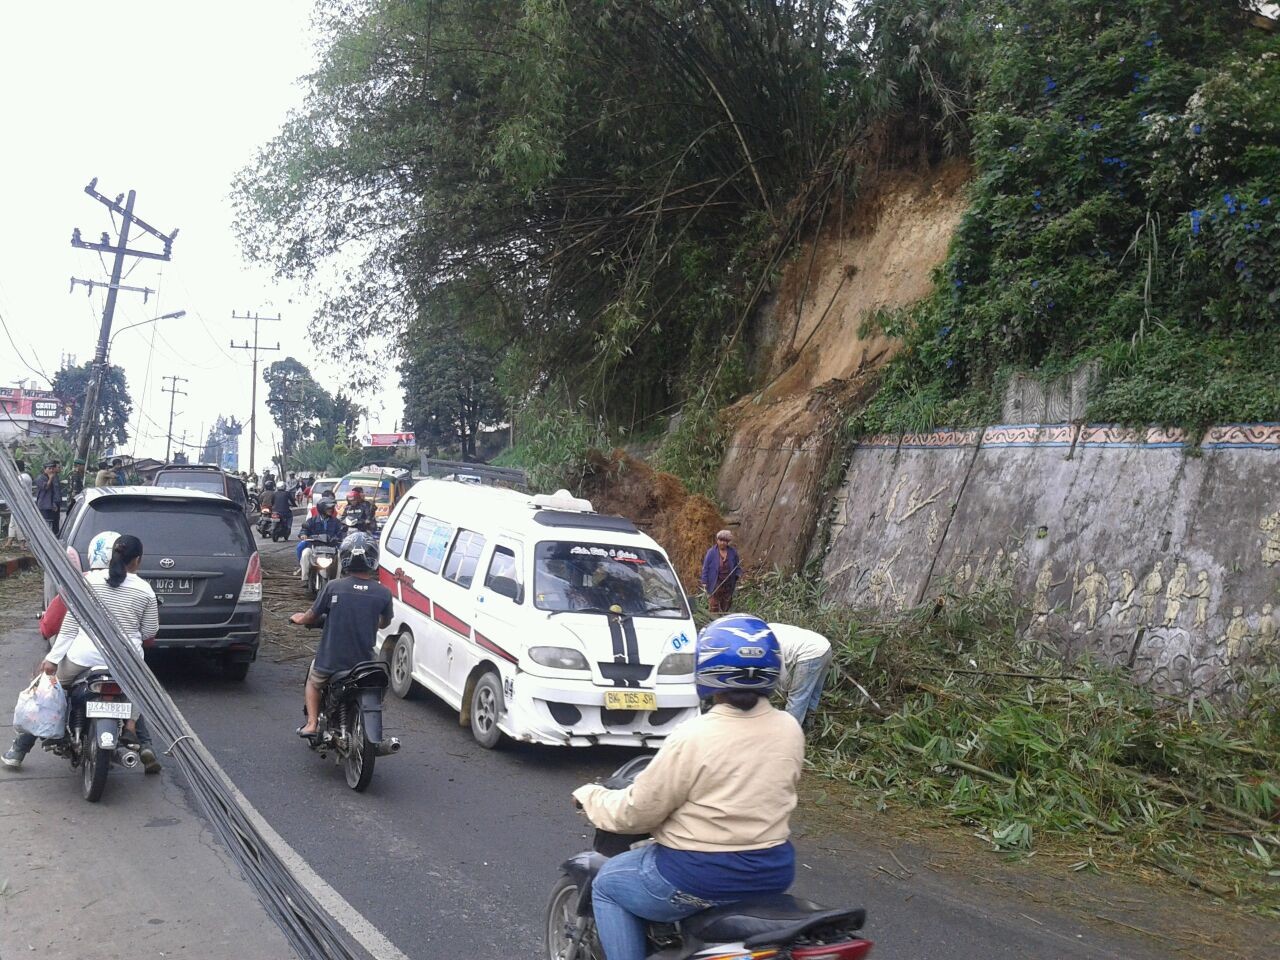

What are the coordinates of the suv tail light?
(791, 941, 874, 959)
(239, 551, 262, 603)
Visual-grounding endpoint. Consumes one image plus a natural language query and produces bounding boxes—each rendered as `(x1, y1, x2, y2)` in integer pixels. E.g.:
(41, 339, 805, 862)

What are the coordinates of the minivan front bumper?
(505, 671, 700, 747)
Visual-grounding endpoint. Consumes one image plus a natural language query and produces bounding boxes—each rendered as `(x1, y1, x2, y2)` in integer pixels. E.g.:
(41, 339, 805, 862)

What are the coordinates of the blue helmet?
(695, 614, 782, 699)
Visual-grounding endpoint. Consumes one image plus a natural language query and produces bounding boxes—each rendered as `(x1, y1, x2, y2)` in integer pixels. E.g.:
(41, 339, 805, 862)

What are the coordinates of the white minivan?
(374, 480, 701, 748)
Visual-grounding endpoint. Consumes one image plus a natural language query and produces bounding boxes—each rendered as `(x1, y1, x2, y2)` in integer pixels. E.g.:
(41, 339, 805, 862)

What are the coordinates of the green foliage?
(289, 440, 368, 477)
(263, 357, 365, 458)
(858, 2, 1280, 434)
(737, 571, 1280, 909)
(504, 388, 609, 493)
(51, 362, 132, 448)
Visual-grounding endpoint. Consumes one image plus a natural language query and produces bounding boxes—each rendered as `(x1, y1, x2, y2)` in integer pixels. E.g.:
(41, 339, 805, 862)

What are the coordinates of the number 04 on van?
(374, 482, 701, 748)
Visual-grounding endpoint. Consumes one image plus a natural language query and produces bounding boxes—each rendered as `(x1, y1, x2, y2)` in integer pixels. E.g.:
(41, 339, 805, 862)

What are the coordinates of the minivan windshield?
(74, 499, 253, 558)
(533, 541, 688, 619)
(333, 476, 392, 503)
(155, 471, 225, 495)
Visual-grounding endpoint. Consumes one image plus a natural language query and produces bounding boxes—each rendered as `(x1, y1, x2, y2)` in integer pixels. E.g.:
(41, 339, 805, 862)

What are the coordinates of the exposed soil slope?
(717, 160, 971, 574)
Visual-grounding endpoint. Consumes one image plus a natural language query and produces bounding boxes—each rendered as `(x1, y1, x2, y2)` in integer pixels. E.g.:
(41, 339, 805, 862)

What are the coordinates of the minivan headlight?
(657, 652, 696, 676)
(529, 646, 590, 670)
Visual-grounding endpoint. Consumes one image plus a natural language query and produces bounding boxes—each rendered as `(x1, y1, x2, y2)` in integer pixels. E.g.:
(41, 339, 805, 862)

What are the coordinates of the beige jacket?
(573, 699, 805, 852)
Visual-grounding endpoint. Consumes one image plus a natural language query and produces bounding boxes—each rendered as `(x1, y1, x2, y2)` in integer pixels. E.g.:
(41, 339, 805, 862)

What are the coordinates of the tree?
(52, 361, 132, 450)
(399, 301, 505, 460)
(263, 358, 330, 459)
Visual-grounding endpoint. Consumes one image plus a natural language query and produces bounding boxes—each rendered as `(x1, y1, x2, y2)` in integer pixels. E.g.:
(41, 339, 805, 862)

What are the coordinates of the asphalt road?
(148, 538, 1194, 960)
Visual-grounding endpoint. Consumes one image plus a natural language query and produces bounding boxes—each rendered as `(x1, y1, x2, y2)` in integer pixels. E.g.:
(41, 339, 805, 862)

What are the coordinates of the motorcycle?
(295, 619, 401, 791)
(548, 757, 873, 960)
(304, 536, 341, 599)
(256, 504, 274, 539)
(41, 667, 142, 802)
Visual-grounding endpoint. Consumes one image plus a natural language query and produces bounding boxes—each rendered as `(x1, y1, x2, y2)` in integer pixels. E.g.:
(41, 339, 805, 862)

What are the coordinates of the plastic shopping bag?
(12, 673, 67, 739)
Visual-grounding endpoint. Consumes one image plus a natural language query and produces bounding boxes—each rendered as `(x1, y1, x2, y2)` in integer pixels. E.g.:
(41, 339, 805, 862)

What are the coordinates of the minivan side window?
(443, 529, 486, 588)
(484, 546, 521, 600)
(406, 515, 453, 574)
(384, 497, 417, 558)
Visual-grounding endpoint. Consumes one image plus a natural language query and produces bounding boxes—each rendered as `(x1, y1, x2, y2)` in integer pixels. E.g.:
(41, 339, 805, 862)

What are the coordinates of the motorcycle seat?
(680, 895, 865, 948)
(327, 660, 390, 690)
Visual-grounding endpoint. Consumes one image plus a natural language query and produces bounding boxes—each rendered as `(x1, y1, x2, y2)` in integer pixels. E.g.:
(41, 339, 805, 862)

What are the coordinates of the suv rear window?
(155, 472, 226, 495)
(75, 499, 253, 558)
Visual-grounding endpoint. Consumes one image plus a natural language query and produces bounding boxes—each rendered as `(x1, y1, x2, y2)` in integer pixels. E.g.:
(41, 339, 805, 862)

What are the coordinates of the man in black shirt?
(290, 533, 392, 736)
(268, 480, 295, 540)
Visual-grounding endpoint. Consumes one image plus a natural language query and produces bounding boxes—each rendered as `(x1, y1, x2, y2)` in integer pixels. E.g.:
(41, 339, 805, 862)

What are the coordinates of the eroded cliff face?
(717, 160, 971, 574)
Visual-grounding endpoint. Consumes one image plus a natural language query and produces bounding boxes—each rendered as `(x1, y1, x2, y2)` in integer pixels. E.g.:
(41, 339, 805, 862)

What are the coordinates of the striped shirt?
(47, 570, 159, 669)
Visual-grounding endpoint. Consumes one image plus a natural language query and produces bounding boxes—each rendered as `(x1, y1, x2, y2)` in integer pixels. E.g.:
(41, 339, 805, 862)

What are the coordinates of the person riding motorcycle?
(3, 532, 163, 774)
(267, 479, 294, 540)
(572, 615, 804, 960)
(295, 498, 344, 583)
(288, 532, 393, 738)
(342, 487, 377, 532)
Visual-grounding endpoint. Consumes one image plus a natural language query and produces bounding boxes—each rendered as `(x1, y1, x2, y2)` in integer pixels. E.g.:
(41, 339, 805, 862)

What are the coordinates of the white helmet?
(87, 531, 122, 570)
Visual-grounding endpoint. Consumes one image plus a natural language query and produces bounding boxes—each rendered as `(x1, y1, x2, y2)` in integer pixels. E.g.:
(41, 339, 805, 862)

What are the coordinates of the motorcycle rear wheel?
(81, 739, 111, 803)
(545, 876, 600, 960)
(343, 708, 375, 792)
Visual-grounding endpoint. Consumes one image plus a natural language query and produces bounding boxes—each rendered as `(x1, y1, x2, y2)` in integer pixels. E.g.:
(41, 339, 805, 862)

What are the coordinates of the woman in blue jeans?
(572, 615, 806, 960)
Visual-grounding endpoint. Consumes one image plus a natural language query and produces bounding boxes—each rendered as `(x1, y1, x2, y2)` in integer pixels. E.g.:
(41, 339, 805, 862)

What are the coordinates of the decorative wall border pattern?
(857, 423, 1280, 452)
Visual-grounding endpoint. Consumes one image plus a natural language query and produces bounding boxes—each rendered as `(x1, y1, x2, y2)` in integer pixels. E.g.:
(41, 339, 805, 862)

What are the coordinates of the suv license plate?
(86, 701, 130, 719)
(603, 690, 657, 712)
(149, 578, 193, 594)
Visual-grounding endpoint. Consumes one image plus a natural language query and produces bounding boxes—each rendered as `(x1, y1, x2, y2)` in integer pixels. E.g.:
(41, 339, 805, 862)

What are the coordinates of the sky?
(0, 1, 403, 470)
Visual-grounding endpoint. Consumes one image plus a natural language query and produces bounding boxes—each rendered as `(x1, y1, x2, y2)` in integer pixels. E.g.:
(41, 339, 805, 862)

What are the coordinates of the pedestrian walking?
(33, 460, 62, 535)
(699, 529, 741, 614)
(769, 622, 834, 732)
(6, 458, 32, 542)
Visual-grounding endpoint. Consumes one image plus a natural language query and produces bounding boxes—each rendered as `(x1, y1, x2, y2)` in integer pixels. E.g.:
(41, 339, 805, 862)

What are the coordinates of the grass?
(734, 571, 1280, 916)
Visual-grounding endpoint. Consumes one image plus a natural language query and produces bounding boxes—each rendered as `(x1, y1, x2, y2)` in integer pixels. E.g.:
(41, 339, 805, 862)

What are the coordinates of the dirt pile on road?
(581, 449, 724, 592)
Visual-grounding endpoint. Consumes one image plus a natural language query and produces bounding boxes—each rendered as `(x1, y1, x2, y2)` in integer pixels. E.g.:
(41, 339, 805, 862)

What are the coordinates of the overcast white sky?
(0, 1, 403, 470)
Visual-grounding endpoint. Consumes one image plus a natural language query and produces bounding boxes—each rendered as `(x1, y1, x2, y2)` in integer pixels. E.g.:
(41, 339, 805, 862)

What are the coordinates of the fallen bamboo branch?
(897, 741, 1016, 786)
(1146, 858, 1233, 898)
(1104, 763, 1280, 842)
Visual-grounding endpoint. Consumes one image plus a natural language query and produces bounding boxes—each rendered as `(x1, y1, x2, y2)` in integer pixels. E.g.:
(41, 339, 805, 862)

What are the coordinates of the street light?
(107, 309, 187, 353)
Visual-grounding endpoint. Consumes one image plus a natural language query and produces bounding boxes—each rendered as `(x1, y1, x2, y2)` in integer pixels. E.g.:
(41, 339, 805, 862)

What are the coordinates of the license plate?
(604, 690, 657, 711)
(149, 578, 193, 594)
(85, 701, 130, 719)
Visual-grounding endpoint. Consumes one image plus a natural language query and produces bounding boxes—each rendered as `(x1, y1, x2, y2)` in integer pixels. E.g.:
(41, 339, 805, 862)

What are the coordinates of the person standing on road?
(699, 530, 741, 613)
(33, 461, 62, 535)
(6, 458, 32, 542)
(94, 459, 114, 487)
(288, 532, 393, 737)
(572, 615, 803, 960)
(769, 622, 834, 732)
(112, 458, 126, 484)
(3, 532, 162, 774)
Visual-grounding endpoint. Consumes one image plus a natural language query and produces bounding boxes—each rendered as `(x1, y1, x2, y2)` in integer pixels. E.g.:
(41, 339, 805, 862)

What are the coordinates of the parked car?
(332, 467, 412, 531)
(59, 487, 263, 680)
(374, 481, 699, 749)
(153, 463, 252, 517)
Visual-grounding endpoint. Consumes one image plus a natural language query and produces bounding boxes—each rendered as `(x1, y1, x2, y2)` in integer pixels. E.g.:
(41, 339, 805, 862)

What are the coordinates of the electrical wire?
(0, 451, 397, 960)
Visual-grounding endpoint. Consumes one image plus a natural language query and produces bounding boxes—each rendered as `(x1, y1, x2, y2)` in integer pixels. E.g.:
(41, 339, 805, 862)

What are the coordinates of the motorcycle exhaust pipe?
(373, 737, 401, 756)
(118, 750, 141, 769)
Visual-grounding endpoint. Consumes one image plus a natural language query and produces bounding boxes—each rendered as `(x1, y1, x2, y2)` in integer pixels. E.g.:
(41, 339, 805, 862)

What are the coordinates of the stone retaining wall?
(822, 423, 1280, 697)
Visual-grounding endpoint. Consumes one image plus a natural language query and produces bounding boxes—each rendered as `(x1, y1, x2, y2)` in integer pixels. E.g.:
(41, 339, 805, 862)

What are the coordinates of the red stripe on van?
(400, 581, 433, 618)
(475, 631, 519, 665)
(433, 602, 470, 637)
(378, 567, 398, 598)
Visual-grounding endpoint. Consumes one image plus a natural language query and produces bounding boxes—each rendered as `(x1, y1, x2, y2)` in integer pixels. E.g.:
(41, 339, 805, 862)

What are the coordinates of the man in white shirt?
(6, 458, 32, 542)
(769, 622, 833, 731)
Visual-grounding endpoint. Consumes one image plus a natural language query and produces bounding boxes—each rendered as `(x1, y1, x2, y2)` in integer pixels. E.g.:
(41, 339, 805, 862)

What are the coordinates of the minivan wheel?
(470, 671, 504, 749)
(389, 632, 416, 700)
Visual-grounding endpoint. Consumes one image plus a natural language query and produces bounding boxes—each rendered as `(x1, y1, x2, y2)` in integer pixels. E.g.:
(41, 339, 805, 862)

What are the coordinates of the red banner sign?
(366, 432, 416, 447)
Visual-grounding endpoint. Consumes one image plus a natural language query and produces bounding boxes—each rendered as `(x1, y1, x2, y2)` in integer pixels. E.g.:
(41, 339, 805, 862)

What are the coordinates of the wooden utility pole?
(230, 311, 281, 475)
(71, 180, 177, 466)
(162, 374, 188, 462)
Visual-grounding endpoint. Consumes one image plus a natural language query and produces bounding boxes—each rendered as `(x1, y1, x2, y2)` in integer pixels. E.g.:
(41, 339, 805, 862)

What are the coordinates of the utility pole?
(71, 180, 177, 467)
(230, 311, 281, 475)
(161, 374, 188, 462)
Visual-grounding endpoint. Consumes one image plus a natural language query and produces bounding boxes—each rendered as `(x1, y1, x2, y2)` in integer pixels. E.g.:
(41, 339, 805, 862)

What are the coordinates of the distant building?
(0, 385, 69, 441)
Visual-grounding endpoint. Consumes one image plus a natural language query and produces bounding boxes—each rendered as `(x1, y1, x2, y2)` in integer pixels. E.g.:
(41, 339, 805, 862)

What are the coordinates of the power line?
(230, 311, 282, 475)
(161, 374, 189, 462)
